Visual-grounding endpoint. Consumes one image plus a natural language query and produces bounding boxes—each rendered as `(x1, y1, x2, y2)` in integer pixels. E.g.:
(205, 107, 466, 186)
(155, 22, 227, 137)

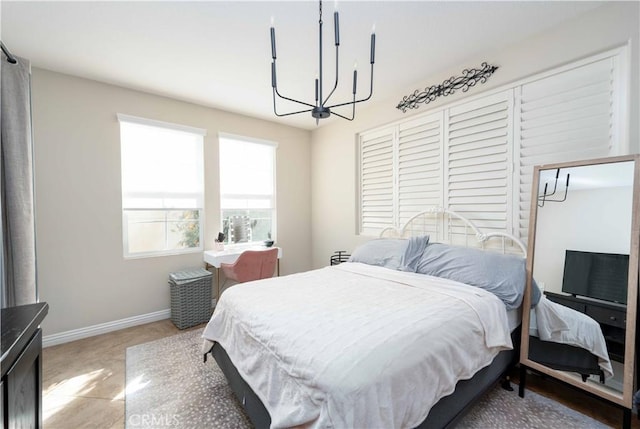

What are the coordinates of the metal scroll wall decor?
(396, 62, 498, 113)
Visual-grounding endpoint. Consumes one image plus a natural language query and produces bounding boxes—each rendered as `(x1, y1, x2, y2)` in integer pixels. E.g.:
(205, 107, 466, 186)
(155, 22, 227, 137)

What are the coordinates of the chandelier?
(270, 0, 376, 124)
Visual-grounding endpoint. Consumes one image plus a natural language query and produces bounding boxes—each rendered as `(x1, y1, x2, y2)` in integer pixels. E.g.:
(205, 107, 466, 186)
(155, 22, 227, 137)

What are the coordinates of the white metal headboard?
(379, 207, 527, 257)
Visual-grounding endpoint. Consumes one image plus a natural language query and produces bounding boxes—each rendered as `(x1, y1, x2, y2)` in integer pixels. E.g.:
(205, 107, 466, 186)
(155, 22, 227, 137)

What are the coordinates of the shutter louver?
(517, 58, 615, 241)
(397, 113, 443, 227)
(446, 91, 513, 242)
(360, 129, 395, 234)
(358, 52, 624, 240)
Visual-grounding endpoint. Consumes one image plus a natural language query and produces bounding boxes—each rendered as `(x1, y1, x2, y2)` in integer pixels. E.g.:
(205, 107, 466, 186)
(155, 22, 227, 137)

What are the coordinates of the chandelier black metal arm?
(271, 89, 314, 117)
(1, 41, 17, 64)
(271, 61, 316, 116)
(270, 0, 375, 124)
(329, 100, 355, 121)
(271, 64, 362, 120)
(321, 63, 374, 122)
(322, 48, 340, 107)
(326, 62, 374, 109)
(538, 168, 571, 207)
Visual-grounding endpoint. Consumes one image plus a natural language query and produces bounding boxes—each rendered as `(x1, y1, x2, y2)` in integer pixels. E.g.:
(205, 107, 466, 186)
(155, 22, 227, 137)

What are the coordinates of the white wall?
(31, 69, 312, 336)
(533, 187, 633, 293)
(310, 2, 640, 269)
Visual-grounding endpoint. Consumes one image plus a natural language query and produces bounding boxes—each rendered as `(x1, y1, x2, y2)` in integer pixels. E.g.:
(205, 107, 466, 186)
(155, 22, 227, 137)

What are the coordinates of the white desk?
(204, 246, 282, 302)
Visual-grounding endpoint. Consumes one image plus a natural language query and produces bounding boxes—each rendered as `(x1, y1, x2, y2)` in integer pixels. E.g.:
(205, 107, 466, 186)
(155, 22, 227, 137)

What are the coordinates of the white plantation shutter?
(359, 128, 395, 234)
(515, 58, 617, 241)
(397, 113, 443, 227)
(445, 90, 513, 240)
(358, 50, 626, 239)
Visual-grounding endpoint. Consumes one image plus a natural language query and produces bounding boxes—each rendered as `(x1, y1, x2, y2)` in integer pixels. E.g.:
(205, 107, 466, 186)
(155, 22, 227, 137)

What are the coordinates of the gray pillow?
(531, 278, 542, 308)
(416, 243, 539, 310)
(348, 239, 408, 270)
(399, 235, 430, 272)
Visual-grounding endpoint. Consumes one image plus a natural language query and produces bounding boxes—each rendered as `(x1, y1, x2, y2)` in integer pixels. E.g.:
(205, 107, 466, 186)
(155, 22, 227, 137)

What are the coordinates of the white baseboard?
(43, 309, 171, 348)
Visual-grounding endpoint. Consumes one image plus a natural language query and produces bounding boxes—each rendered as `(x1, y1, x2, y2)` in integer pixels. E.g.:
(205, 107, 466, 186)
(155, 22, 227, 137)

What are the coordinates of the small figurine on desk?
(264, 232, 274, 247)
(215, 232, 225, 251)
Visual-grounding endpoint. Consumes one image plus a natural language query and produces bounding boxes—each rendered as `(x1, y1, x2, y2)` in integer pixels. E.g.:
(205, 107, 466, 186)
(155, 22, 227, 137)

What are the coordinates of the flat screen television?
(562, 250, 629, 304)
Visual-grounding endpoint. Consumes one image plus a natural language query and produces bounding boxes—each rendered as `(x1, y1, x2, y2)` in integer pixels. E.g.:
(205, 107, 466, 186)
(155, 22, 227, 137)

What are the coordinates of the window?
(118, 114, 206, 257)
(219, 134, 276, 245)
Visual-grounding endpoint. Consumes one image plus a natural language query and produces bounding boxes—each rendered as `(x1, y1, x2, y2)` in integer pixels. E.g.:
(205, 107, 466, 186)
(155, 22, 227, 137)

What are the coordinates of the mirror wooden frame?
(520, 154, 640, 410)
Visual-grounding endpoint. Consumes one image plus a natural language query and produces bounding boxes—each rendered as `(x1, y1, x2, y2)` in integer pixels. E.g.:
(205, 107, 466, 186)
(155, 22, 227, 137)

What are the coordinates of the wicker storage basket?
(169, 268, 213, 329)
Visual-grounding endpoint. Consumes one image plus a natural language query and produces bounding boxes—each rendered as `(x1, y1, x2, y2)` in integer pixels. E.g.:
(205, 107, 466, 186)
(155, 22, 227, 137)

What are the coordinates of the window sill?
(123, 247, 203, 260)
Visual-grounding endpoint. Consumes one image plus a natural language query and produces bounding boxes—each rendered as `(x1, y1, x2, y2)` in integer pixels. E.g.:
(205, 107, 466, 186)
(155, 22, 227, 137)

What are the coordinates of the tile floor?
(42, 319, 200, 429)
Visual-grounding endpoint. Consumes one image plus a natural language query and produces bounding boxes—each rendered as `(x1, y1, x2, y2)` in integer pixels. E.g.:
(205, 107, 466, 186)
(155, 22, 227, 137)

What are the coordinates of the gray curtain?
(1, 55, 37, 307)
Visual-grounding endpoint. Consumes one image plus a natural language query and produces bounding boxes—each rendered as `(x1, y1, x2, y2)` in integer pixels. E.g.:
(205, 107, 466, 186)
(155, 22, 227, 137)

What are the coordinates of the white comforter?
(530, 295, 613, 378)
(202, 263, 513, 429)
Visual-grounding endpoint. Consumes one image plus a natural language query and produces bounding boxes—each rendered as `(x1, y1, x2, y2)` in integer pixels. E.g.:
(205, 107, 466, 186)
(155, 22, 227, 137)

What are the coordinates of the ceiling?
(1, 1, 605, 130)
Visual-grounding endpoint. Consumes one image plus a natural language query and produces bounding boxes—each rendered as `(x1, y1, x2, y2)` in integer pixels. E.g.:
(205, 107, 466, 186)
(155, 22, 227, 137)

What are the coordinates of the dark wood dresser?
(1, 302, 49, 429)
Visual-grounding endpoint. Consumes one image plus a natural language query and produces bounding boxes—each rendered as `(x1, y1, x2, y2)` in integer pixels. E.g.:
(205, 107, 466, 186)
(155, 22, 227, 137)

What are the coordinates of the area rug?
(126, 328, 610, 429)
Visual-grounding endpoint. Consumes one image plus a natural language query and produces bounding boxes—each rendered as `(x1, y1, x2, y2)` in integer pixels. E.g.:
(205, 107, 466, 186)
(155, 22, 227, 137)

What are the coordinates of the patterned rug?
(125, 328, 610, 429)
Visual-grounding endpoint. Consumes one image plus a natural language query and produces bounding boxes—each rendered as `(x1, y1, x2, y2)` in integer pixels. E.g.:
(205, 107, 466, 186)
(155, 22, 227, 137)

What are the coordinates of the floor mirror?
(519, 155, 640, 426)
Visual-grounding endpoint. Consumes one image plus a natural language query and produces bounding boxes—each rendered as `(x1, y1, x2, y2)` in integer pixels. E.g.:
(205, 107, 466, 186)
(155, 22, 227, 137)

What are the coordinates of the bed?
(526, 293, 613, 383)
(202, 208, 532, 428)
(527, 337, 603, 382)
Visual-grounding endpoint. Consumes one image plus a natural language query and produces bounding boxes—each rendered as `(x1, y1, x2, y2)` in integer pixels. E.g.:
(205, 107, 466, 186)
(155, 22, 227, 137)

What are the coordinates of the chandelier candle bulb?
(370, 33, 376, 64)
(334, 12, 340, 45)
(353, 69, 357, 94)
(271, 62, 276, 88)
(270, 27, 276, 60)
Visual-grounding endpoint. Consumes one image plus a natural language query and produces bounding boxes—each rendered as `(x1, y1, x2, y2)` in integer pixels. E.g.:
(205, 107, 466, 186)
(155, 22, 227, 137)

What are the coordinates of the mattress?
(507, 306, 521, 332)
(202, 262, 513, 429)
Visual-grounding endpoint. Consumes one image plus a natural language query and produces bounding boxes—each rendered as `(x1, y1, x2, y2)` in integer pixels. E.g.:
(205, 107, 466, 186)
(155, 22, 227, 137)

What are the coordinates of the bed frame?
(207, 207, 527, 428)
(380, 206, 527, 256)
(528, 337, 604, 383)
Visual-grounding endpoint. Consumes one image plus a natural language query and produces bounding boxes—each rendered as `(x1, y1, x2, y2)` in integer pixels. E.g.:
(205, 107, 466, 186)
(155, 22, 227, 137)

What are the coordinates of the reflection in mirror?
(525, 158, 637, 406)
